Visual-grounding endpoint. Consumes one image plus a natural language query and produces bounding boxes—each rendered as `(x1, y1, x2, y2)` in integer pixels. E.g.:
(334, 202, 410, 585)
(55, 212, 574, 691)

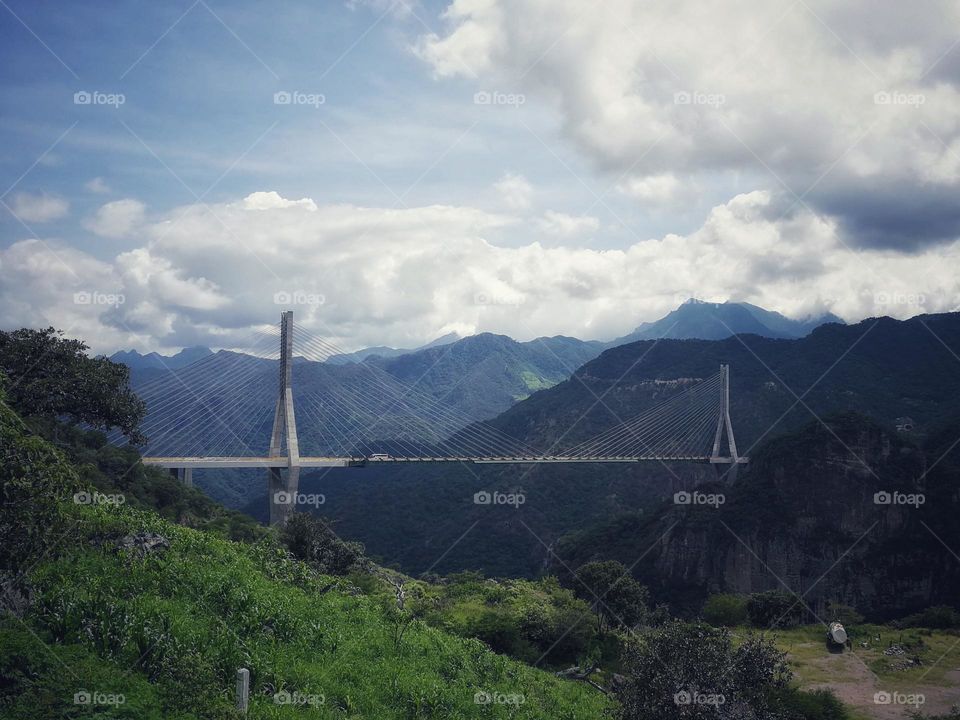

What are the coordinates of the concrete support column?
(267, 310, 301, 526)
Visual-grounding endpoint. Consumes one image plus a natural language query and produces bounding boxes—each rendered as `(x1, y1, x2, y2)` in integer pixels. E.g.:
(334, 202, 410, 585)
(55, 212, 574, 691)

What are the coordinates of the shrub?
(902, 605, 960, 629)
(278, 511, 368, 575)
(702, 593, 749, 626)
(747, 590, 803, 628)
(769, 687, 850, 719)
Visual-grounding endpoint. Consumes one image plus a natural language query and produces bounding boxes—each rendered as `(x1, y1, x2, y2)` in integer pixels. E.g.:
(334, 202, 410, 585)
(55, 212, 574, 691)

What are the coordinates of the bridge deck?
(142, 455, 748, 469)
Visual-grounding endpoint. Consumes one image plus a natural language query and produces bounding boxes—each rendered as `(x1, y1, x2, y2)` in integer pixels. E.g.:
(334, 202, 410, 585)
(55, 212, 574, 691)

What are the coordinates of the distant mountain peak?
(110, 345, 212, 370)
(614, 300, 843, 344)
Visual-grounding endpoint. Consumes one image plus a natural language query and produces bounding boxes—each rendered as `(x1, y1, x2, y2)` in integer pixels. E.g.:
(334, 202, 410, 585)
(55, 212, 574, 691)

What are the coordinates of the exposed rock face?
(117, 532, 170, 555)
(558, 414, 960, 619)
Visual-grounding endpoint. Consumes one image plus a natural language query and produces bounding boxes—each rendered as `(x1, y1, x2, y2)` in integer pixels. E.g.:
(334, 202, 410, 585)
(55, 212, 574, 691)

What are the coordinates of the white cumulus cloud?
(1, 191, 958, 354)
(84, 199, 146, 238)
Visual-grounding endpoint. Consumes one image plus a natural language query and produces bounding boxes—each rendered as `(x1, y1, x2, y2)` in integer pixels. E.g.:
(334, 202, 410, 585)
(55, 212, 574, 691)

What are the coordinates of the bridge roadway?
(142, 455, 749, 469)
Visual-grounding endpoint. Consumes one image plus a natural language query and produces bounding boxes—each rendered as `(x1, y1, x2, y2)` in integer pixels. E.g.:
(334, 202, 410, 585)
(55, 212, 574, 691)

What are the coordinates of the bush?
(769, 687, 850, 720)
(825, 601, 863, 626)
(702, 593, 749, 626)
(616, 621, 791, 720)
(747, 590, 803, 628)
(902, 605, 960, 629)
(278, 511, 368, 575)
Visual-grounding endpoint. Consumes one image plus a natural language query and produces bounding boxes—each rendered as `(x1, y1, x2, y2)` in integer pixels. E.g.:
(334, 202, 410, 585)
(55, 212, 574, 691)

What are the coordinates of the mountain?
(268, 312, 960, 592)
(366, 332, 606, 418)
(553, 412, 960, 619)
(326, 331, 461, 364)
(613, 299, 842, 343)
(110, 345, 212, 370)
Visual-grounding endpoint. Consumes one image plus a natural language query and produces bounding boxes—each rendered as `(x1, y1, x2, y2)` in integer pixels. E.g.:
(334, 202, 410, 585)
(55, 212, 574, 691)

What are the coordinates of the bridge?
(132, 312, 746, 524)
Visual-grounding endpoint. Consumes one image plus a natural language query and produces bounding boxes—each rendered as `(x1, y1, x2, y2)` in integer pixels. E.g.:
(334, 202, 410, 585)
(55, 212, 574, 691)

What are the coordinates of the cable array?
(120, 320, 728, 462)
(559, 372, 723, 459)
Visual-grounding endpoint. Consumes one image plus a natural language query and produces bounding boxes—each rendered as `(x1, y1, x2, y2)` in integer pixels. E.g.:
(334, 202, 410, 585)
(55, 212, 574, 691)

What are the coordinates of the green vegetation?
(5, 322, 959, 720)
(0, 327, 145, 442)
(702, 593, 749, 626)
(0, 391, 611, 718)
(614, 620, 844, 720)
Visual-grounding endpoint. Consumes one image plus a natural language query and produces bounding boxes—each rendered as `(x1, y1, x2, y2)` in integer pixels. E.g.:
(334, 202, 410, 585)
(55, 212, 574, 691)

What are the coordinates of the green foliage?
(573, 560, 650, 634)
(416, 574, 596, 667)
(0, 328, 145, 442)
(0, 403, 611, 719)
(279, 512, 368, 575)
(768, 687, 850, 720)
(825, 601, 864, 626)
(0, 389, 80, 576)
(616, 621, 791, 720)
(747, 591, 803, 628)
(0, 625, 187, 720)
(900, 605, 960, 629)
(701, 593, 749, 626)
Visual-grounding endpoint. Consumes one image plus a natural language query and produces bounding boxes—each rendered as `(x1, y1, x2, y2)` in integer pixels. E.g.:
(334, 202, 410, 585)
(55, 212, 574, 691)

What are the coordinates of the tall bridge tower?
(268, 310, 301, 525)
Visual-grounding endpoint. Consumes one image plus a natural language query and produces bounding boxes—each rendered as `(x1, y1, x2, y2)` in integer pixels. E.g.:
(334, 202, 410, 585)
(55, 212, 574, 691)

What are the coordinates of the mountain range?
(238, 311, 960, 620)
(111, 301, 841, 422)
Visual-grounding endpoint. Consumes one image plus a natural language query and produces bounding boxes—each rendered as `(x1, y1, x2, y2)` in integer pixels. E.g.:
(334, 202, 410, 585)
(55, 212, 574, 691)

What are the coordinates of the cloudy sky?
(1, 0, 959, 354)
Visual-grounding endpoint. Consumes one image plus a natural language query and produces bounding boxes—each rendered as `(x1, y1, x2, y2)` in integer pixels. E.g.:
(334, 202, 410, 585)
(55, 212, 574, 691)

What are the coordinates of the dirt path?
(797, 648, 960, 719)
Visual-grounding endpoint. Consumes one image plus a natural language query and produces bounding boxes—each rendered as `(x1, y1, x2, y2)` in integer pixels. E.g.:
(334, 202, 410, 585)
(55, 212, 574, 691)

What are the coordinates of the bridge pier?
(167, 467, 193, 487)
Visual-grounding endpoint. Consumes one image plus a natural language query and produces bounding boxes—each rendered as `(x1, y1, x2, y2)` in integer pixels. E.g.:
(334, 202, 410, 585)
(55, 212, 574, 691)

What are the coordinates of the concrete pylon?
(710, 364, 742, 482)
(268, 311, 301, 526)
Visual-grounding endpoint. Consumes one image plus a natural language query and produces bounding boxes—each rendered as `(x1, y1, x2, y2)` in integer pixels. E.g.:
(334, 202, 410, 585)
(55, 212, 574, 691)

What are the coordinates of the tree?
(747, 590, 803, 628)
(279, 512, 367, 575)
(616, 621, 791, 720)
(0, 328, 145, 442)
(702, 593, 749, 627)
(573, 560, 649, 634)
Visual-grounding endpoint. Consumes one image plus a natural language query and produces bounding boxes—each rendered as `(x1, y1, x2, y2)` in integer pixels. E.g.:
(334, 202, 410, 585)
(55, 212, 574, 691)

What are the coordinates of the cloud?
(240, 191, 318, 211)
(536, 210, 599, 237)
(415, 0, 960, 249)
(494, 172, 532, 209)
(617, 174, 680, 204)
(9, 192, 69, 223)
(2, 191, 958, 354)
(84, 199, 146, 238)
(85, 177, 111, 194)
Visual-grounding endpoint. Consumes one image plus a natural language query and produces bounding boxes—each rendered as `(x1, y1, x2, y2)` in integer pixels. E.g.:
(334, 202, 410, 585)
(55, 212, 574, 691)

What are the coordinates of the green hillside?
(0, 393, 611, 719)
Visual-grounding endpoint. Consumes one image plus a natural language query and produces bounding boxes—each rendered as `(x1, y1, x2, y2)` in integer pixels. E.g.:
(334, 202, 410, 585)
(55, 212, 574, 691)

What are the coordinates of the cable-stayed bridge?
(121, 312, 746, 524)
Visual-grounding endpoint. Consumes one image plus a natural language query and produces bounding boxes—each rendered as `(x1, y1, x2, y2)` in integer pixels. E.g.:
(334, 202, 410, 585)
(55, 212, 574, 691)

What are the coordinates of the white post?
(236, 668, 249, 714)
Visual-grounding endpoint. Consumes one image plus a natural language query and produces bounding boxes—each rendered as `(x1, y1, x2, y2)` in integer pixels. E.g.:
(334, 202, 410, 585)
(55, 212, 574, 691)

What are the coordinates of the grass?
(7, 501, 612, 719)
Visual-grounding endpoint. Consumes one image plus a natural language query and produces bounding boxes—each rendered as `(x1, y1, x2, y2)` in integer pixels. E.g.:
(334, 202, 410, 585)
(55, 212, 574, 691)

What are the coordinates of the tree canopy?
(0, 327, 145, 443)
